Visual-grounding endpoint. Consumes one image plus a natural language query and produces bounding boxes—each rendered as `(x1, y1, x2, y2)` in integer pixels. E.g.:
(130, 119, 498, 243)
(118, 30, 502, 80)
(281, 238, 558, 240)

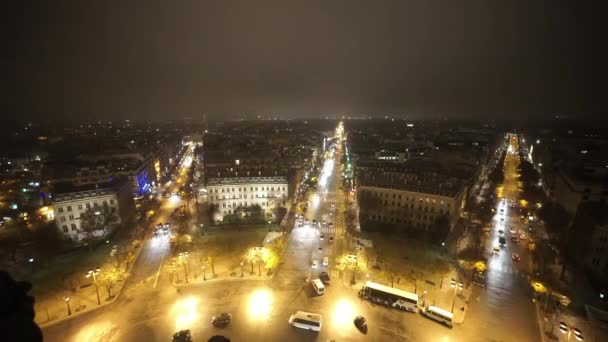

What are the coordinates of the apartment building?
(206, 175, 288, 219)
(51, 180, 134, 242)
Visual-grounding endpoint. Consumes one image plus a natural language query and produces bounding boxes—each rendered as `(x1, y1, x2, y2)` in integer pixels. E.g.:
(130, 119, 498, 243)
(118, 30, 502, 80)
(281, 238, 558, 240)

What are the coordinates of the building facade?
(51, 180, 134, 242)
(355, 160, 470, 235)
(206, 176, 288, 219)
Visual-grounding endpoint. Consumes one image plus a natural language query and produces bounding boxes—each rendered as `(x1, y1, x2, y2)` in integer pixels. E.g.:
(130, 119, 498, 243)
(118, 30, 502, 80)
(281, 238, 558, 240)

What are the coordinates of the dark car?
(354, 315, 367, 333)
(329, 235, 334, 243)
(498, 236, 506, 246)
(212, 313, 232, 327)
(172, 330, 192, 342)
(319, 271, 331, 284)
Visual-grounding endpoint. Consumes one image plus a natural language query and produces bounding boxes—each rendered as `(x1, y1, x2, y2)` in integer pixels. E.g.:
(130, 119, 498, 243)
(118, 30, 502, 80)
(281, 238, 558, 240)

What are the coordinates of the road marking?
(153, 252, 165, 289)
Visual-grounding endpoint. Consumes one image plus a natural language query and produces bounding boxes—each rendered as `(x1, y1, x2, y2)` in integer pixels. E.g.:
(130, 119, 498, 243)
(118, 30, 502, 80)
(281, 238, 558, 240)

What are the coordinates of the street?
(459, 134, 541, 342)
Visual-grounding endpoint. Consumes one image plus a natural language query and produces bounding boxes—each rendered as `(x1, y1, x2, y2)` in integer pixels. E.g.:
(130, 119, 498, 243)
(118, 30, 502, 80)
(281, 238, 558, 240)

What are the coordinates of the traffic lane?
(463, 272, 539, 342)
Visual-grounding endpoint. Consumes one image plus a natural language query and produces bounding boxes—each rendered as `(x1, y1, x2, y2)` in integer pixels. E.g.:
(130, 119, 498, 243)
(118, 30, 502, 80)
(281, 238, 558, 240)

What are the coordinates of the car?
(512, 253, 520, 261)
(329, 236, 334, 243)
(509, 227, 517, 234)
(318, 247, 323, 253)
(519, 233, 526, 240)
(328, 222, 334, 228)
(312, 259, 319, 268)
(319, 234, 324, 240)
(511, 236, 519, 243)
(312, 219, 318, 226)
(212, 313, 232, 327)
(323, 256, 329, 267)
(354, 316, 367, 333)
(172, 330, 192, 342)
(498, 229, 504, 235)
(492, 246, 500, 255)
(499, 237, 506, 246)
(322, 219, 327, 225)
(319, 271, 331, 284)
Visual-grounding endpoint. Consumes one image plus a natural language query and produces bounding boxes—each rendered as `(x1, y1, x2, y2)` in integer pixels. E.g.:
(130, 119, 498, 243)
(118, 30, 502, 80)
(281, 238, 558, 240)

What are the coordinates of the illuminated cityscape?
(1, 1, 605, 342)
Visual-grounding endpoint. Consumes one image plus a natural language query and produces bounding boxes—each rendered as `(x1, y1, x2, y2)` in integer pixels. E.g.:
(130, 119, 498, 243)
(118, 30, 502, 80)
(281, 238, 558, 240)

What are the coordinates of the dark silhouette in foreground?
(0, 271, 43, 342)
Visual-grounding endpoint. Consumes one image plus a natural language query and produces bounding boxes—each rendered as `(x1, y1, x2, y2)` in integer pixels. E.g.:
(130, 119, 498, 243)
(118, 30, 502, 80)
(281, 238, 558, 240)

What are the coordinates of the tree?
(97, 266, 128, 299)
(273, 206, 288, 224)
(200, 242, 219, 277)
(79, 203, 118, 248)
(335, 253, 366, 284)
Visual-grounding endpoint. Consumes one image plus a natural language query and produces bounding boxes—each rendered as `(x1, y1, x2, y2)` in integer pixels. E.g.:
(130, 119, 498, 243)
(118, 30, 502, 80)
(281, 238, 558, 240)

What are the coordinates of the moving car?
(492, 246, 500, 255)
(212, 313, 232, 328)
(354, 316, 367, 333)
(312, 279, 325, 295)
(319, 271, 331, 284)
(172, 330, 192, 342)
(318, 247, 323, 253)
(312, 259, 319, 268)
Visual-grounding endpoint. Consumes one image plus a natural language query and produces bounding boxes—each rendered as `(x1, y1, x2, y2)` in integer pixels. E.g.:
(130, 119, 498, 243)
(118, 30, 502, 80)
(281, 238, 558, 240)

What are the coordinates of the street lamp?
(179, 252, 189, 283)
(559, 321, 583, 341)
(240, 262, 244, 277)
(64, 296, 72, 316)
(86, 268, 101, 305)
(450, 279, 464, 312)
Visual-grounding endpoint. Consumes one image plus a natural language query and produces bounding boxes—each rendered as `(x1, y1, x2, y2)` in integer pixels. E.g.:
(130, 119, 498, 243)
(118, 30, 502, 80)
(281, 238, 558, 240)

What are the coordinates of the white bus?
(288, 311, 322, 332)
(421, 305, 453, 327)
(359, 281, 419, 313)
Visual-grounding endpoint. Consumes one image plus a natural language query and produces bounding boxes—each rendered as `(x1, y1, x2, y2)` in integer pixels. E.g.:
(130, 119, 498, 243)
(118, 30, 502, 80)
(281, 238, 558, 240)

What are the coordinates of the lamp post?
(240, 262, 244, 277)
(179, 252, 189, 283)
(202, 265, 206, 281)
(559, 322, 584, 341)
(86, 268, 101, 305)
(451, 279, 463, 313)
(64, 296, 72, 316)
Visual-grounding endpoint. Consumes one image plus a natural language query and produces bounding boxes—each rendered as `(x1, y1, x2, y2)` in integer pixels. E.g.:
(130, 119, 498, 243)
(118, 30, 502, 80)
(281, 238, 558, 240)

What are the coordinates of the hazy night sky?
(4, 0, 603, 121)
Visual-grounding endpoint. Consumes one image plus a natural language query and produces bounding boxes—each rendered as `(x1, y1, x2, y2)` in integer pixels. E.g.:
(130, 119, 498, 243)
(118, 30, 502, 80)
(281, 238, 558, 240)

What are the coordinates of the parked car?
(312, 259, 319, 268)
(512, 253, 520, 262)
(319, 234, 324, 240)
(329, 236, 334, 243)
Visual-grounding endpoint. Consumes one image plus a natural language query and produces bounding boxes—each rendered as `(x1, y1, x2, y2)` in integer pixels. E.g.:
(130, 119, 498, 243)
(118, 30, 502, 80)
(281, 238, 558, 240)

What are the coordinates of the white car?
(312, 259, 319, 268)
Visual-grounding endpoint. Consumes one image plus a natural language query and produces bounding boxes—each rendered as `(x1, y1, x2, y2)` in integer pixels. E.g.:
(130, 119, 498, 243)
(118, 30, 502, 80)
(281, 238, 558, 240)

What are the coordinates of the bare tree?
(79, 203, 118, 248)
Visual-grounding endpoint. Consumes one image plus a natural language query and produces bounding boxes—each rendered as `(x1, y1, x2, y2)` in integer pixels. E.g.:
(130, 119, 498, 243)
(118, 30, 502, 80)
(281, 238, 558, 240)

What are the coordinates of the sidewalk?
(36, 236, 145, 328)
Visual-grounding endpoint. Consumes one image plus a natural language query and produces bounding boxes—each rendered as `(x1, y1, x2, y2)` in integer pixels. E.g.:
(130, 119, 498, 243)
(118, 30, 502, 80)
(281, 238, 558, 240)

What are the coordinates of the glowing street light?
(248, 289, 273, 321)
(64, 296, 72, 316)
(87, 268, 102, 305)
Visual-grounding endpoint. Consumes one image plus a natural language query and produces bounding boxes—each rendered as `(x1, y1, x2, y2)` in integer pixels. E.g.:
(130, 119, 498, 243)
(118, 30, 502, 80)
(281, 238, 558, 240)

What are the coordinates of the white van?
(322, 256, 329, 267)
(312, 279, 325, 295)
(288, 311, 322, 332)
(421, 305, 453, 327)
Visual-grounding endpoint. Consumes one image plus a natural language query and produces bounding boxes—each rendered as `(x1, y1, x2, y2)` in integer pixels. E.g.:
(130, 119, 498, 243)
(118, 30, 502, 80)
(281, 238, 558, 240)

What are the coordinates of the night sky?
(5, 1, 603, 121)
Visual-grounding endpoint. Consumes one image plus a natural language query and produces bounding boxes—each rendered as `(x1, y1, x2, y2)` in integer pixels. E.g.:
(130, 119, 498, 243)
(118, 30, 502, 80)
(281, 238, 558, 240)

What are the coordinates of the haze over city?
(1, 1, 606, 342)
